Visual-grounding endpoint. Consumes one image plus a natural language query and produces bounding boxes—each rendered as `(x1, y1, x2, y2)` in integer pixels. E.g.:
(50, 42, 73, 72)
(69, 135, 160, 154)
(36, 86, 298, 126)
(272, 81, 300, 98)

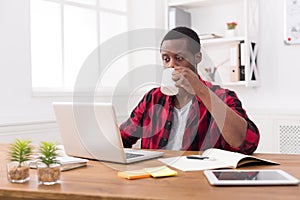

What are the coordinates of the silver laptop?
(53, 102, 164, 164)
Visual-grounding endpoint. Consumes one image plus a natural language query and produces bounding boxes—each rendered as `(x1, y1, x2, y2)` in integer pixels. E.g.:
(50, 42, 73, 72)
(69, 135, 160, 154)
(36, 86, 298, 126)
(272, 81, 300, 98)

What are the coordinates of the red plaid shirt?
(120, 80, 259, 155)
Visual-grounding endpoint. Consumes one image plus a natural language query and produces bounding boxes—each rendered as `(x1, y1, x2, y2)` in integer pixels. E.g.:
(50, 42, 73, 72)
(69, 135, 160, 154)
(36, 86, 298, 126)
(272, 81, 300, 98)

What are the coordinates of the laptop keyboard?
(126, 153, 144, 159)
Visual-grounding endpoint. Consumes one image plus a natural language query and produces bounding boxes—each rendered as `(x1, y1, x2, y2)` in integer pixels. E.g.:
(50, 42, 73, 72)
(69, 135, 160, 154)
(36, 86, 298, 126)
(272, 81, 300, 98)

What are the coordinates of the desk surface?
(0, 144, 300, 200)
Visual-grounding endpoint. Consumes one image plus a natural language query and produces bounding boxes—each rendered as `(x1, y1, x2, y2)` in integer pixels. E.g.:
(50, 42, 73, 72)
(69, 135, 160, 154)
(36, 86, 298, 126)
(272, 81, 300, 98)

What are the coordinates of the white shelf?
(201, 36, 244, 45)
(220, 81, 246, 86)
(168, 0, 238, 9)
(220, 80, 259, 87)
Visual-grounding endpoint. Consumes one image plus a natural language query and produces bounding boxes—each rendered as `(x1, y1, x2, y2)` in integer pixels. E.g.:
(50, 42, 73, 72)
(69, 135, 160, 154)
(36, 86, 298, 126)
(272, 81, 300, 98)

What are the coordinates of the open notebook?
(159, 148, 278, 171)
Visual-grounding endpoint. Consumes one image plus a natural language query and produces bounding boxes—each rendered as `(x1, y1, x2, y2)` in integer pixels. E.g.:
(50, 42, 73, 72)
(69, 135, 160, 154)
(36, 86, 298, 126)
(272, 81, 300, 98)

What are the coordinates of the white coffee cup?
(160, 68, 178, 96)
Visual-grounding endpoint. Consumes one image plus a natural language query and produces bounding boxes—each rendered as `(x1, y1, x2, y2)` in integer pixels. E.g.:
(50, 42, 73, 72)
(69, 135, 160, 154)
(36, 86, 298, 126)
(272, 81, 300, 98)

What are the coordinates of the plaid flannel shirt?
(120, 79, 259, 155)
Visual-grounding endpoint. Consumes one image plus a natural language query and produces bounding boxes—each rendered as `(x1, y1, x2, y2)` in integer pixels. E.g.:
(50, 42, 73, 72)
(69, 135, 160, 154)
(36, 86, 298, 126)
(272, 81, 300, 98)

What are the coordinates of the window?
(30, 0, 128, 93)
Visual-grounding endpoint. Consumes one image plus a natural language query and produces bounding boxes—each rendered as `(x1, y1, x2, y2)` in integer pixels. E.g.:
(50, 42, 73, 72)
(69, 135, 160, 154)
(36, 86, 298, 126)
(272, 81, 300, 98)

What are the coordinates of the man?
(120, 27, 259, 154)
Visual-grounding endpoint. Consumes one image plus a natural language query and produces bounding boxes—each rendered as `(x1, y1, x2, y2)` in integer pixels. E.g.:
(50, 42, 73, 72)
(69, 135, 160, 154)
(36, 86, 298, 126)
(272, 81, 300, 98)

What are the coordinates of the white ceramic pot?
(225, 29, 236, 38)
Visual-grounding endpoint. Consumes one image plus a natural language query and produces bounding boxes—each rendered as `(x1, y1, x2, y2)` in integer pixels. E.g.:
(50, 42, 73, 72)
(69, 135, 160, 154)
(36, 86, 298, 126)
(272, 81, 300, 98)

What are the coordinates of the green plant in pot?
(37, 141, 61, 185)
(7, 139, 32, 183)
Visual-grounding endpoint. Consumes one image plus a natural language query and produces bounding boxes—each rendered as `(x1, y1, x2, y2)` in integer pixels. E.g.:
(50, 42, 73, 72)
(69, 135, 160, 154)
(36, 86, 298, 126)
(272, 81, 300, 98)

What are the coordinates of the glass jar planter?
(37, 163, 61, 185)
(7, 161, 30, 183)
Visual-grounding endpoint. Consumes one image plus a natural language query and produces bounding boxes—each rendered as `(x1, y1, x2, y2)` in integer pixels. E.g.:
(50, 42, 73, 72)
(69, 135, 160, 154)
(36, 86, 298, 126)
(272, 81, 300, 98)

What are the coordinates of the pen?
(186, 156, 210, 160)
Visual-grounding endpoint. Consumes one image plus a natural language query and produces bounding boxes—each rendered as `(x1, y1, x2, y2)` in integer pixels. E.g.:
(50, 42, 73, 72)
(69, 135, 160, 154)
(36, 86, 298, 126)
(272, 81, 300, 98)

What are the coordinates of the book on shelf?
(168, 7, 191, 29)
(239, 41, 245, 81)
(199, 33, 222, 40)
(158, 148, 279, 172)
(230, 42, 240, 82)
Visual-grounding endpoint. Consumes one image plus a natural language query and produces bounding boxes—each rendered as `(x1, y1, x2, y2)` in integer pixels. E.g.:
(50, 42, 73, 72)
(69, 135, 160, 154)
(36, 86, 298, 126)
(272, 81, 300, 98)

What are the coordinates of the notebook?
(53, 102, 164, 164)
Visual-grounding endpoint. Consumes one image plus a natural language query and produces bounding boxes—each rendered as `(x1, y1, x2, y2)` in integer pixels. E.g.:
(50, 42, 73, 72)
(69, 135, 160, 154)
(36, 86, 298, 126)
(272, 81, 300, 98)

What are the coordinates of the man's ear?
(195, 52, 202, 64)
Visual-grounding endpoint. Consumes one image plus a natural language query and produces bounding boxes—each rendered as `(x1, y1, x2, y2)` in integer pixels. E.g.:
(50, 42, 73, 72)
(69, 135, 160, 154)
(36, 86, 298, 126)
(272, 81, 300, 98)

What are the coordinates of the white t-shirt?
(164, 100, 192, 150)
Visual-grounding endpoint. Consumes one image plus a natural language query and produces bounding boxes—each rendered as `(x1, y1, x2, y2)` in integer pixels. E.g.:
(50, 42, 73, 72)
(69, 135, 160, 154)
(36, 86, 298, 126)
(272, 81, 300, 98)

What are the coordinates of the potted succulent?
(37, 141, 61, 185)
(7, 139, 32, 183)
(225, 21, 238, 37)
(226, 21, 237, 30)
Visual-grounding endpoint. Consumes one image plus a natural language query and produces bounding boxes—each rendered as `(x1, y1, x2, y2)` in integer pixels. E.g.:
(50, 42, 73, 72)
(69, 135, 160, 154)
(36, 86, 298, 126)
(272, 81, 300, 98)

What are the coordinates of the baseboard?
(0, 120, 61, 144)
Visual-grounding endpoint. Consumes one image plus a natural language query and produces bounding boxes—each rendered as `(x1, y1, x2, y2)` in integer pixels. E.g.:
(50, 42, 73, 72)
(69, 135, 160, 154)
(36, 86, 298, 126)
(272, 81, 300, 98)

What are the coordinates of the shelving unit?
(167, 0, 260, 87)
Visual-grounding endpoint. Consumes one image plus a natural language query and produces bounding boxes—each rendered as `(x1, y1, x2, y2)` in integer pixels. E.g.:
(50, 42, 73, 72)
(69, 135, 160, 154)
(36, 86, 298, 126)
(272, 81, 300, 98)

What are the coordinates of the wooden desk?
(0, 144, 299, 200)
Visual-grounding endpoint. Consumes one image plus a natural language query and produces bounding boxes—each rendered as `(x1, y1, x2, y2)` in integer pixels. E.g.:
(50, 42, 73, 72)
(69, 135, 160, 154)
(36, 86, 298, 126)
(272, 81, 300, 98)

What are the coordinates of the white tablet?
(204, 169, 299, 186)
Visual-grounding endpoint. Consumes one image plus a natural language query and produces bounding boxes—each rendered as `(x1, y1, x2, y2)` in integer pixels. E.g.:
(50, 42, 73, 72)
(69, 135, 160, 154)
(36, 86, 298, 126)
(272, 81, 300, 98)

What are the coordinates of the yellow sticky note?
(144, 166, 177, 178)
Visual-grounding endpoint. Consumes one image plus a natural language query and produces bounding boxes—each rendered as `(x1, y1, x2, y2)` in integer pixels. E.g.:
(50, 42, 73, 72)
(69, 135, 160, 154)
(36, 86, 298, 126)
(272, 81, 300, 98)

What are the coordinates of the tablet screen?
(213, 171, 287, 181)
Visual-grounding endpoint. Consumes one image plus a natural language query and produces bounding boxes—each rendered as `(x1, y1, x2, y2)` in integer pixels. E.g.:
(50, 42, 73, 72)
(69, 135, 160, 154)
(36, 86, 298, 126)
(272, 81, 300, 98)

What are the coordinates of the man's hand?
(172, 66, 202, 95)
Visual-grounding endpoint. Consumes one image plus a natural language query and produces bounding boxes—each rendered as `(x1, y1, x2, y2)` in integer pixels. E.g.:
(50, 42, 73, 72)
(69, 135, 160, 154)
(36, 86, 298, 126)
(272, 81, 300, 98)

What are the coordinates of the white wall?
(0, 0, 164, 126)
(0, 0, 69, 125)
(0, 0, 300, 151)
(234, 0, 300, 113)
(233, 1, 300, 153)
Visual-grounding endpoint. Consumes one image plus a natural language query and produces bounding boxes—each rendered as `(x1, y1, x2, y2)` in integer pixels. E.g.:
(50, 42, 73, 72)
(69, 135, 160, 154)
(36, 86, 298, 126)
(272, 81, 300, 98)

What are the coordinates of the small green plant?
(7, 139, 32, 183)
(38, 141, 59, 167)
(226, 21, 237, 30)
(37, 141, 61, 185)
(8, 139, 32, 167)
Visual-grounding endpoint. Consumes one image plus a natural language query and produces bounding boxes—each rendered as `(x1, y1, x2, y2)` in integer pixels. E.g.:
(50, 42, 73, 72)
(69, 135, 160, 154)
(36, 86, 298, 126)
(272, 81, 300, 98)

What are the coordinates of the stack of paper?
(29, 156, 88, 171)
(29, 145, 88, 171)
(56, 156, 88, 171)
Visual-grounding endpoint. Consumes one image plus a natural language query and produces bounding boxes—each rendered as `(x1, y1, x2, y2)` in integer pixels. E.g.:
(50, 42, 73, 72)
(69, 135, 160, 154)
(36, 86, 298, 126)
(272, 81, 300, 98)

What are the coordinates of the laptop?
(53, 102, 164, 164)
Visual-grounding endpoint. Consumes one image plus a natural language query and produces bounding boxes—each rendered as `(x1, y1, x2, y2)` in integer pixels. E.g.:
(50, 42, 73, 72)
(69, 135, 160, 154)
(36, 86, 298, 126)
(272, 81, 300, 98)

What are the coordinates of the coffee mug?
(160, 68, 178, 96)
